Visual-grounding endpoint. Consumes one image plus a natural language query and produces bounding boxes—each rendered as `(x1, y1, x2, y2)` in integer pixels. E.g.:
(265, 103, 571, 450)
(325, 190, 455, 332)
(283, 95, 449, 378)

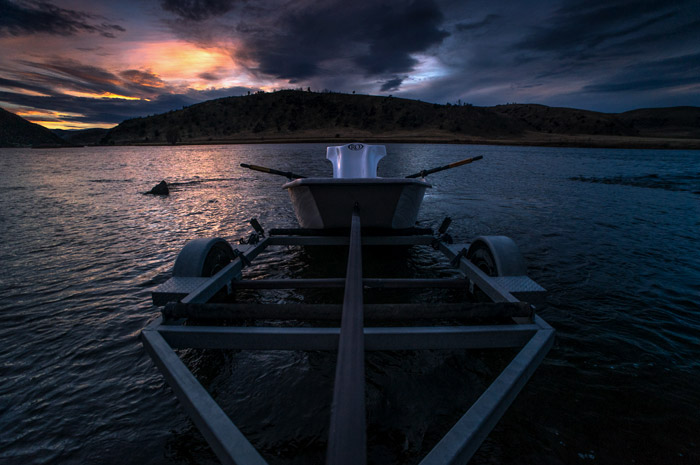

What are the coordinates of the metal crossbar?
(162, 301, 532, 322)
(143, 213, 554, 465)
(153, 323, 541, 351)
(231, 278, 469, 289)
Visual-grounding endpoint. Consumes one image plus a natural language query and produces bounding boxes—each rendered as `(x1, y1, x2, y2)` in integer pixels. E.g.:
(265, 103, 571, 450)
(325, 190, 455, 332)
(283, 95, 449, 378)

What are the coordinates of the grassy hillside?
(101, 90, 526, 145)
(0, 107, 67, 148)
(99, 91, 700, 149)
(491, 104, 639, 136)
(52, 128, 110, 146)
(617, 106, 700, 138)
(4, 92, 697, 150)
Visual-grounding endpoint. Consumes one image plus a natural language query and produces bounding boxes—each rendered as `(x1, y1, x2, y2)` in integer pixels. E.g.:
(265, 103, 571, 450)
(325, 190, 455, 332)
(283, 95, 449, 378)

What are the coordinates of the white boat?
(282, 143, 431, 229)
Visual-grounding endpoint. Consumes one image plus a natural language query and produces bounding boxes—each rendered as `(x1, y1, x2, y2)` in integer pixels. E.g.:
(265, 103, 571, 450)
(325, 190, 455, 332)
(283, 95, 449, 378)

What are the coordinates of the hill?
(617, 106, 700, 139)
(99, 91, 700, 149)
(0, 107, 68, 148)
(491, 104, 638, 136)
(4, 92, 698, 150)
(494, 104, 700, 140)
(52, 128, 110, 146)
(101, 90, 525, 146)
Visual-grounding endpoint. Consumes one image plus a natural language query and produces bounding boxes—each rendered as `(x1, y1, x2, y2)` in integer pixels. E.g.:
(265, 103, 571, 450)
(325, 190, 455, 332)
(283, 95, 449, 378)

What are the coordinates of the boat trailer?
(143, 211, 554, 465)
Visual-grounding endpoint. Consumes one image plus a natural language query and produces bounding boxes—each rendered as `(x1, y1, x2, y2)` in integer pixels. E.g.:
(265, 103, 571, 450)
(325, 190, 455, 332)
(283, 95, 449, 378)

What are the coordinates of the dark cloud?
(160, 0, 239, 22)
(455, 14, 500, 32)
(353, 0, 450, 74)
(409, 0, 700, 110)
(196, 68, 232, 82)
(228, 0, 449, 80)
(2, 59, 173, 106)
(594, 17, 700, 55)
(234, 22, 262, 34)
(18, 58, 125, 94)
(159, 15, 232, 48)
(380, 77, 404, 92)
(0, 0, 125, 38)
(583, 52, 700, 93)
(198, 72, 219, 81)
(120, 69, 168, 91)
(0, 76, 57, 96)
(516, 0, 690, 56)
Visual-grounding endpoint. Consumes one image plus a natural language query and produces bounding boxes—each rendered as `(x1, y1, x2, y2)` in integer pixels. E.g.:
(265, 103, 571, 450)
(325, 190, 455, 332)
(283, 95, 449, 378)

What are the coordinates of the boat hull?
(283, 178, 431, 229)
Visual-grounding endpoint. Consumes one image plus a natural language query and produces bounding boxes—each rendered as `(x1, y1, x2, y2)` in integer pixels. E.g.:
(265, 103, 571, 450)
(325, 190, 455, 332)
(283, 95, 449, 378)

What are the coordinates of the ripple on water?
(0, 144, 699, 465)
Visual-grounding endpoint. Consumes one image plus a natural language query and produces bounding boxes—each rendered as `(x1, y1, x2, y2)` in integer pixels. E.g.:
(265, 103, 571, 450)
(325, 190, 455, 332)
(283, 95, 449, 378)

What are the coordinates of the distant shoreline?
(6, 91, 699, 150)
(94, 134, 700, 151)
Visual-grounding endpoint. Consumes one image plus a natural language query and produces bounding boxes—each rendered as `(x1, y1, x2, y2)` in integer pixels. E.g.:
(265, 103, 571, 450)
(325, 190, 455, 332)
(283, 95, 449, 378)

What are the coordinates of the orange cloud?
(62, 90, 145, 100)
(11, 107, 114, 129)
(15, 108, 84, 119)
(0, 86, 51, 97)
(40, 121, 114, 130)
(117, 40, 284, 90)
(124, 41, 236, 81)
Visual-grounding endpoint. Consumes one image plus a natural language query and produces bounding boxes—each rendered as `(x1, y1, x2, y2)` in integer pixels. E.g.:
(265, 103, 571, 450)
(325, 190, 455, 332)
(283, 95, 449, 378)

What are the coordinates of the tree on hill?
(166, 127, 180, 144)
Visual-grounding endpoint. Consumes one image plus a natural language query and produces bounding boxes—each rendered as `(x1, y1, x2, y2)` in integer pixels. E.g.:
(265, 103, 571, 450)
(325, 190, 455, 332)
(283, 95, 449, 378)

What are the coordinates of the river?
(0, 143, 698, 464)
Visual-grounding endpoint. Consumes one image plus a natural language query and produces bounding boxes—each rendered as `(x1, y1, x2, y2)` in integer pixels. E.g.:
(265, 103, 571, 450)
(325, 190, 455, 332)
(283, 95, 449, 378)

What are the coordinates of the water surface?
(0, 144, 698, 464)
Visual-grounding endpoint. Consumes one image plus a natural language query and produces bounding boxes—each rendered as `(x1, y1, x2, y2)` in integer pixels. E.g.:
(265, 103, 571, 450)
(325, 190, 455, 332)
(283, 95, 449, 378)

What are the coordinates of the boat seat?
(326, 143, 386, 178)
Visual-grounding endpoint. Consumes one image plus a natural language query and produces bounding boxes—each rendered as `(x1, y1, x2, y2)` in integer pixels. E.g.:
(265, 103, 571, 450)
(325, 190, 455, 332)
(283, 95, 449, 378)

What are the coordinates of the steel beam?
(141, 322, 268, 465)
(267, 235, 435, 246)
(363, 325, 538, 351)
(162, 301, 532, 322)
(327, 208, 366, 465)
(155, 324, 539, 351)
(418, 328, 555, 465)
(231, 278, 468, 289)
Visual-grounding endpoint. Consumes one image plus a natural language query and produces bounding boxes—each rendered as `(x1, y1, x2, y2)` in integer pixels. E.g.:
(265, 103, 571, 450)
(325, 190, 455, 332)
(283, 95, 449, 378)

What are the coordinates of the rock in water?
(146, 180, 169, 195)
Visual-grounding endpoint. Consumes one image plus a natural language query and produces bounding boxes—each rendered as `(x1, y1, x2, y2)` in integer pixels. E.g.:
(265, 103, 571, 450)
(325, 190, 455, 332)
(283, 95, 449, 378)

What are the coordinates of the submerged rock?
(145, 180, 169, 196)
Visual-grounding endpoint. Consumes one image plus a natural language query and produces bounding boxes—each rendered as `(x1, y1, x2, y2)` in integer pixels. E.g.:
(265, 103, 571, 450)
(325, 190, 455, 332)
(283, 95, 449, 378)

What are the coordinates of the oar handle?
(240, 163, 307, 180)
(405, 155, 483, 178)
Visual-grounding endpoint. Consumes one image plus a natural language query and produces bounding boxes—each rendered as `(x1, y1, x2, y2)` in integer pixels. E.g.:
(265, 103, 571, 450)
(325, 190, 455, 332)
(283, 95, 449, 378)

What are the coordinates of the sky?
(1, 0, 698, 129)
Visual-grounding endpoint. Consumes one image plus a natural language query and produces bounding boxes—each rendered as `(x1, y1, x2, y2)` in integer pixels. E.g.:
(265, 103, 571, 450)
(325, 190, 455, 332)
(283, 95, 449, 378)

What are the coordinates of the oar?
(405, 155, 483, 179)
(240, 163, 307, 180)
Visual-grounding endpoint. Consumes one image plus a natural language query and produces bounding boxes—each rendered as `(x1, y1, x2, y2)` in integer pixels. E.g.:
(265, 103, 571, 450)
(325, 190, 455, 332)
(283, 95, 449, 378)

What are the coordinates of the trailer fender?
(173, 238, 235, 277)
(467, 236, 527, 277)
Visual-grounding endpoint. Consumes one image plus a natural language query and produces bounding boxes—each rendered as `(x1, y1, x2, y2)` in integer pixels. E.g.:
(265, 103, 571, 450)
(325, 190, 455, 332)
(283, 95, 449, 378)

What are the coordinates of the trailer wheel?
(202, 241, 235, 277)
(173, 238, 234, 277)
(467, 242, 498, 276)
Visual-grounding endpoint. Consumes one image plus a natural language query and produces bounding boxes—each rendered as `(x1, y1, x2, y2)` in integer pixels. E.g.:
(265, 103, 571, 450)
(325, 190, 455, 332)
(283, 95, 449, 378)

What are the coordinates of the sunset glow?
(125, 41, 239, 83)
(11, 107, 113, 129)
(0, 0, 697, 130)
(35, 120, 116, 130)
(62, 91, 146, 101)
(15, 109, 85, 119)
